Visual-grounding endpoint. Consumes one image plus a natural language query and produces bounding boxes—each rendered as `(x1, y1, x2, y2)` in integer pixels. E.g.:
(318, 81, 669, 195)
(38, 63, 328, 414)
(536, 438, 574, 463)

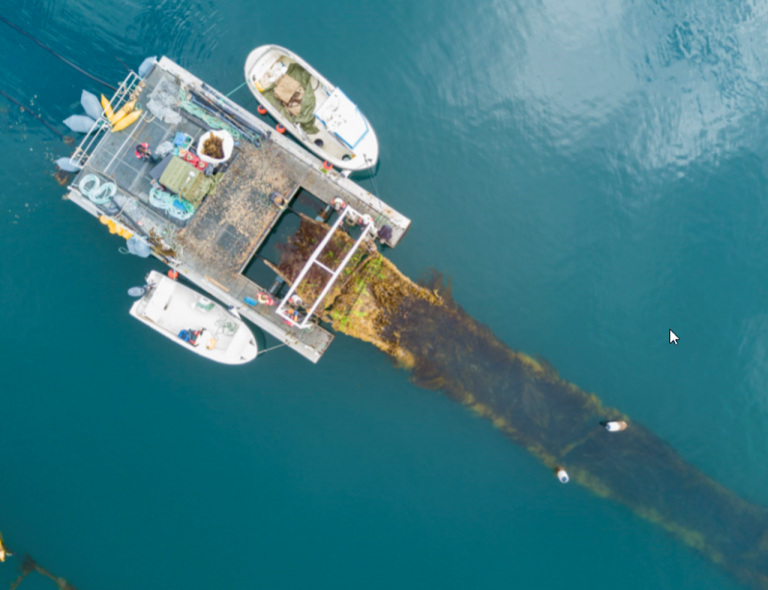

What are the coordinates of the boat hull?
(245, 45, 379, 172)
(129, 271, 258, 365)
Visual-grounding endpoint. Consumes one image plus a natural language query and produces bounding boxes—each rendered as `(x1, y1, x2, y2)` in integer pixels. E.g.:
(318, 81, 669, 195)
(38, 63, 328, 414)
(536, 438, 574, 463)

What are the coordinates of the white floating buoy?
(128, 286, 147, 298)
(601, 420, 628, 432)
(138, 56, 158, 78)
(63, 114, 96, 134)
(55, 157, 81, 172)
(126, 236, 151, 258)
(556, 468, 569, 484)
(81, 90, 102, 120)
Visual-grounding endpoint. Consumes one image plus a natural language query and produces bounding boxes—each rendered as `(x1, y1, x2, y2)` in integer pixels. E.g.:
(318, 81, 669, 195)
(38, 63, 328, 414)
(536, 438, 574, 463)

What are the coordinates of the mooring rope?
(0, 90, 73, 143)
(258, 343, 287, 356)
(0, 15, 117, 91)
(226, 80, 248, 97)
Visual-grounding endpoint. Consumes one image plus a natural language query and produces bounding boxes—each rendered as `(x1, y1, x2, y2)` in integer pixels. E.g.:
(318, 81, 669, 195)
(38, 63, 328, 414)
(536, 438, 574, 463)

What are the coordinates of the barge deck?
(65, 57, 410, 363)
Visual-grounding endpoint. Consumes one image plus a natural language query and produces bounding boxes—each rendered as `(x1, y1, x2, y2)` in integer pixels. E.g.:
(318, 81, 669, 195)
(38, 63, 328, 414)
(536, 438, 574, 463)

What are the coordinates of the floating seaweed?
(0, 91, 74, 145)
(1, 534, 78, 590)
(276, 219, 768, 589)
(53, 170, 71, 186)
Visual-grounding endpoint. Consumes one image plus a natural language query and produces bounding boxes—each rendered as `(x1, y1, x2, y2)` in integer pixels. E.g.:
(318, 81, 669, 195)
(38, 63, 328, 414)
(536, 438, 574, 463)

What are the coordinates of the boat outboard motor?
(128, 286, 147, 298)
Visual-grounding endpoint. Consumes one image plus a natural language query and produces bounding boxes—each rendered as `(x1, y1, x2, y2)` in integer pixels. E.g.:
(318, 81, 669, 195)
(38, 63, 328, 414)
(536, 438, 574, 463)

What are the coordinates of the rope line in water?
(226, 80, 248, 97)
(258, 343, 287, 355)
(0, 90, 73, 143)
(0, 15, 117, 91)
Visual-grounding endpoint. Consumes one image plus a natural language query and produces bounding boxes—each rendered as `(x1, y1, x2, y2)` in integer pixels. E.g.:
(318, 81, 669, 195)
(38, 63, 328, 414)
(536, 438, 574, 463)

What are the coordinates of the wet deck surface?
(179, 140, 291, 281)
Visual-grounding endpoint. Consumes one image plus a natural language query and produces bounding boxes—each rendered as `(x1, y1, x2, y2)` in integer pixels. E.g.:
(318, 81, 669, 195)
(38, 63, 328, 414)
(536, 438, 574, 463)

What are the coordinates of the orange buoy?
(276, 124, 286, 134)
(168, 270, 179, 280)
(322, 161, 333, 171)
(257, 105, 267, 115)
(256, 292, 274, 306)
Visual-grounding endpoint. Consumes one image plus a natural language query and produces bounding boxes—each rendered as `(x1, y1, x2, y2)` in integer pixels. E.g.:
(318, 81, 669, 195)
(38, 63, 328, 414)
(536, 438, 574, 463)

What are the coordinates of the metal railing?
(69, 71, 143, 169)
(276, 206, 374, 329)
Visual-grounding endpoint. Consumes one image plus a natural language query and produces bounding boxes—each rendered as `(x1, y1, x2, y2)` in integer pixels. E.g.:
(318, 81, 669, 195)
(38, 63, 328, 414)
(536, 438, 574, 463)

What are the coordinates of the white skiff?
(245, 45, 379, 172)
(129, 270, 258, 365)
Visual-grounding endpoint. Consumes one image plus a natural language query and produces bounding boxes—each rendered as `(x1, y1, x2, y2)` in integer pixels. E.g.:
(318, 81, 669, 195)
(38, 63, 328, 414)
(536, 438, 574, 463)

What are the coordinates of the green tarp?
(158, 156, 221, 208)
(262, 62, 319, 135)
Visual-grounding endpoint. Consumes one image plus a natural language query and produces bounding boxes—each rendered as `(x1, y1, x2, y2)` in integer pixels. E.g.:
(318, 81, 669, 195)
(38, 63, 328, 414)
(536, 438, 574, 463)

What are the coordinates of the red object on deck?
(276, 124, 286, 134)
(257, 105, 267, 115)
(168, 270, 179, 280)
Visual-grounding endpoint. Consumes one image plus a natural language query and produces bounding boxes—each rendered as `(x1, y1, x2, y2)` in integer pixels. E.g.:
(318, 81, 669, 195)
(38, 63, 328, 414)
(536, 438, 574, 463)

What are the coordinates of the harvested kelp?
(274, 214, 768, 589)
(202, 134, 224, 160)
(274, 214, 372, 312)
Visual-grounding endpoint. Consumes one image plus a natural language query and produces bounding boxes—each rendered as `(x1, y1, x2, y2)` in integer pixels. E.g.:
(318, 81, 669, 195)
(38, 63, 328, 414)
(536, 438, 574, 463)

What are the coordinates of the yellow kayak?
(111, 109, 142, 132)
(100, 94, 114, 121)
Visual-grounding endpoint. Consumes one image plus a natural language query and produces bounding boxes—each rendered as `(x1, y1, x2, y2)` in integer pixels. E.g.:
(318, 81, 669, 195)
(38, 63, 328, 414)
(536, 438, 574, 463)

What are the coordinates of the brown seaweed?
(202, 135, 224, 160)
(2, 544, 78, 590)
(272, 215, 768, 588)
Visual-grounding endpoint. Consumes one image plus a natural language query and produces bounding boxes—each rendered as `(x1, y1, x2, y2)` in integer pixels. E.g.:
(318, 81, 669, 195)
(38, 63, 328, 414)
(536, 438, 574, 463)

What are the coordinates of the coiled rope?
(149, 187, 194, 221)
(78, 174, 116, 205)
(215, 318, 238, 338)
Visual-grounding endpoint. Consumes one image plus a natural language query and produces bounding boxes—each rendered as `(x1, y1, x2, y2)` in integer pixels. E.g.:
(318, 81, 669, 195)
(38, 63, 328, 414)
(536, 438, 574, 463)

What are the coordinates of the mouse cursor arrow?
(669, 329, 679, 345)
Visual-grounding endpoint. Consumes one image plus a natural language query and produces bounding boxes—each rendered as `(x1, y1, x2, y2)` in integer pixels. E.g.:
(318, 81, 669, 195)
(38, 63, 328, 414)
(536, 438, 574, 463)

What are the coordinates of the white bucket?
(198, 130, 234, 165)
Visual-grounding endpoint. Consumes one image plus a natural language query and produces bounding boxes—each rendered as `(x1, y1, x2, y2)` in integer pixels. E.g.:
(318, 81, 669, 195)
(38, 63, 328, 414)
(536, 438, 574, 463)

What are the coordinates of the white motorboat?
(245, 45, 379, 172)
(129, 270, 258, 365)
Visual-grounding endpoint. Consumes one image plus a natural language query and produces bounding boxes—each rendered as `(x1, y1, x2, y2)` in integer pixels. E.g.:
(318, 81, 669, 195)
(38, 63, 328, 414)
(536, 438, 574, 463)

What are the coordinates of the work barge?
(65, 57, 410, 363)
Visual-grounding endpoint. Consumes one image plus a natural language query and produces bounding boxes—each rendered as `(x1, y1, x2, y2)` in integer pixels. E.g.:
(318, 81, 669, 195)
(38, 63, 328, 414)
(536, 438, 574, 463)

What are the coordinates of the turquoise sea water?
(2, 1, 768, 588)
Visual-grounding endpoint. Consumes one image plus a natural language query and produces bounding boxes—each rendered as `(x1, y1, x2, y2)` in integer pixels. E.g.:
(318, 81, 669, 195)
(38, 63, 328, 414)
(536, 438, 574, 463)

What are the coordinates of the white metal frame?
(276, 206, 374, 329)
(69, 71, 143, 169)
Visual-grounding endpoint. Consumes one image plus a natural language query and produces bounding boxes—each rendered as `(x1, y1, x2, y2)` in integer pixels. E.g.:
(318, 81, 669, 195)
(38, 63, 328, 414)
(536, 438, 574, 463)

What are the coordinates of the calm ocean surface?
(2, 1, 768, 588)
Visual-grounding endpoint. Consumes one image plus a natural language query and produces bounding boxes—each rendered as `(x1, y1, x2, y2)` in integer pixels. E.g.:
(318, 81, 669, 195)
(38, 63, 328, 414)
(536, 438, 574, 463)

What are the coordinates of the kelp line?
(277, 216, 768, 589)
(0, 533, 78, 590)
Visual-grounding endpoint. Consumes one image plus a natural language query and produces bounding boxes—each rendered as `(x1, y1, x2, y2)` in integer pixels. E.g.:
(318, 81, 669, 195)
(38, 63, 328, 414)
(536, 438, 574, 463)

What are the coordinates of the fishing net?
(146, 76, 182, 125)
